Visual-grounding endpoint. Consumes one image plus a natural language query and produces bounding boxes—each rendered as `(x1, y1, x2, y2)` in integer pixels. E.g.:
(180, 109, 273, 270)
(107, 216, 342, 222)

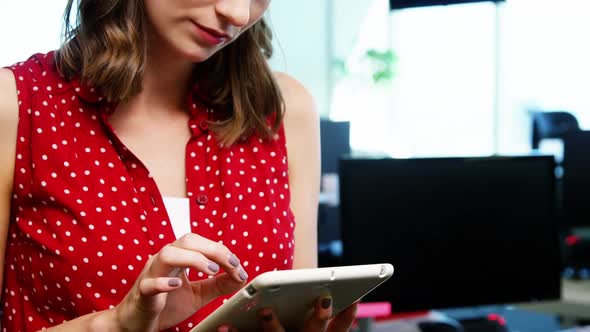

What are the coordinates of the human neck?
(119, 45, 195, 118)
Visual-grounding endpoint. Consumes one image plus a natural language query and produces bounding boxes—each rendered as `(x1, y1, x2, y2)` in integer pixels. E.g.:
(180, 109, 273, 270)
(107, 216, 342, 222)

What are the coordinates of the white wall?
(267, 1, 331, 116)
(267, 0, 379, 117)
(0, 1, 68, 66)
(331, 1, 378, 63)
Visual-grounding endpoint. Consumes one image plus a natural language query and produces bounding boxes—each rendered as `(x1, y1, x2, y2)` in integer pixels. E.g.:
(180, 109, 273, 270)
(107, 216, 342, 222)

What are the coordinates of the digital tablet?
(191, 263, 394, 332)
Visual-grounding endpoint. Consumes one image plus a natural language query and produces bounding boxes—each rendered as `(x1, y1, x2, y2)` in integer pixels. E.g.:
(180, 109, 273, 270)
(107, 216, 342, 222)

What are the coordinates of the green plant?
(365, 49, 397, 84)
(332, 48, 397, 86)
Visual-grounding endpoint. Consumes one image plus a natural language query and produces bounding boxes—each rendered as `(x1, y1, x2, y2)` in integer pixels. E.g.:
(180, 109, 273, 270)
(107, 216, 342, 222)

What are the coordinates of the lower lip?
(193, 23, 226, 46)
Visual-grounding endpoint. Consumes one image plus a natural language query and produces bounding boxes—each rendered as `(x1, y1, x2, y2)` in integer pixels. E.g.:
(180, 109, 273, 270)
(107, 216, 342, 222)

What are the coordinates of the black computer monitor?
(319, 120, 350, 175)
(339, 156, 561, 312)
(562, 131, 590, 228)
(318, 120, 351, 265)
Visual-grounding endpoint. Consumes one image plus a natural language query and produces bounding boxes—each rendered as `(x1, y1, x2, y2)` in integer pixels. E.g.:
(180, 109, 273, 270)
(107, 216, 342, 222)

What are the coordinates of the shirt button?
(196, 194, 208, 205)
(199, 120, 209, 131)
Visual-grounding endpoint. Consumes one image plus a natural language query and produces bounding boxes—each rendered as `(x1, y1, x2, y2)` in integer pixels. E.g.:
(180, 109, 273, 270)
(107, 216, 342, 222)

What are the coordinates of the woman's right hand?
(98, 233, 249, 332)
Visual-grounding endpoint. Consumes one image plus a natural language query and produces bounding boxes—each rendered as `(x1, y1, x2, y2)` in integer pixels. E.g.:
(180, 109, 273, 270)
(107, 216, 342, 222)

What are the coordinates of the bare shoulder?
(0, 68, 19, 134)
(0, 68, 18, 116)
(273, 72, 318, 124)
(0, 68, 19, 188)
(0, 68, 18, 292)
(272, 74, 321, 269)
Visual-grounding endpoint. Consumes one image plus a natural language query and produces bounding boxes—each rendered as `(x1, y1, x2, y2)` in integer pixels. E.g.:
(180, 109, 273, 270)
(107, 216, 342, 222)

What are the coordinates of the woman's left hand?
(217, 297, 359, 332)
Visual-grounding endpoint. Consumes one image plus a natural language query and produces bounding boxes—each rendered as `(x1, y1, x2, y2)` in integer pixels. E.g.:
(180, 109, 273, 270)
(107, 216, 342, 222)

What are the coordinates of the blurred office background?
(2, 1, 590, 331)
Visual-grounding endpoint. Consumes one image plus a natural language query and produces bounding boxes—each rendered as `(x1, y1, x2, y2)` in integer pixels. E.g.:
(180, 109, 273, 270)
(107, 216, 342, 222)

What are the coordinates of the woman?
(0, 0, 357, 331)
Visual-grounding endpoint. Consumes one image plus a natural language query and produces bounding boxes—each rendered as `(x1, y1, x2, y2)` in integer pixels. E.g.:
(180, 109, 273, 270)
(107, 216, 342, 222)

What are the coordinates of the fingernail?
(208, 261, 220, 273)
(263, 313, 273, 322)
(217, 326, 229, 332)
(228, 254, 240, 267)
(168, 278, 181, 287)
(238, 267, 248, 281)
(321, 297, 332, 309)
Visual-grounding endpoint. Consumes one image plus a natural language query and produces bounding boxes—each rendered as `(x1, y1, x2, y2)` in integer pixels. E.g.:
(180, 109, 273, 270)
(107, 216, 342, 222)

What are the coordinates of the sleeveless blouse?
(1, 52, 295, 331)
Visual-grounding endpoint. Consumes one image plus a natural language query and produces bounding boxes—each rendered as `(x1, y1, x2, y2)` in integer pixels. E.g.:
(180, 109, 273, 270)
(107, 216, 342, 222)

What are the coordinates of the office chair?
(530, 111, 580, 150)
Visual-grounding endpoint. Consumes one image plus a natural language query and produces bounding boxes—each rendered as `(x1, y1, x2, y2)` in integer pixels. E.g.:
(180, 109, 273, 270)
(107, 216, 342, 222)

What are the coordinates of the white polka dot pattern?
(2, 52, 296, 332)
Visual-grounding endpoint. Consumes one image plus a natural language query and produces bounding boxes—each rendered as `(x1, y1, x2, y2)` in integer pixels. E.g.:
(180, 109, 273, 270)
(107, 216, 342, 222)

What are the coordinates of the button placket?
(98, 112, 175, 246)
(186, 138, 215, 238)
(186, 107, 222, 243)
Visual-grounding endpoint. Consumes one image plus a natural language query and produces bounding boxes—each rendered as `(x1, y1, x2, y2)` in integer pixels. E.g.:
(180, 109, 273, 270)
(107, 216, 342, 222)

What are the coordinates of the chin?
(180, 44, 223, 64)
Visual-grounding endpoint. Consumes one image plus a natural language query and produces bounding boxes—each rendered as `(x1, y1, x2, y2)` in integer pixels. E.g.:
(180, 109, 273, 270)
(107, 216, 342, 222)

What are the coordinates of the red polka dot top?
(2, 52, 296, 331)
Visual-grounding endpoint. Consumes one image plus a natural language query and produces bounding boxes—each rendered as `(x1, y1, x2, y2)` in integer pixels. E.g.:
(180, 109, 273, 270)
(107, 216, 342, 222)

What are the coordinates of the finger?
(138, 277, 183, 297)
(327, 302, 358, 332)
(304, 296, 333, 331)
(217, 326, 239, 332)
(258, 308, 286, 332)
(191, 273, 247, 307)
(150, 244, 221, 278)
(172, 234, 247, 281)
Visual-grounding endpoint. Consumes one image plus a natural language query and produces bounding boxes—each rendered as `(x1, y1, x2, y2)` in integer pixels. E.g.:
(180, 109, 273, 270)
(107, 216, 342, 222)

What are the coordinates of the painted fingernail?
(168, 278, 181, 287)
(321, 297, 332, 309)
(263, 313, 273, 322)
(208, 261, 220, 273)
(228, 254, 240, 267)
(238, 268, 248, 281)
(217, 326, 229, 332)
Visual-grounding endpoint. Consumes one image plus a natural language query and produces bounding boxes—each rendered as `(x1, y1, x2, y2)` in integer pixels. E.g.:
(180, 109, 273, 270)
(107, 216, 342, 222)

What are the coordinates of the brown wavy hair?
(55, 0, 284, 146)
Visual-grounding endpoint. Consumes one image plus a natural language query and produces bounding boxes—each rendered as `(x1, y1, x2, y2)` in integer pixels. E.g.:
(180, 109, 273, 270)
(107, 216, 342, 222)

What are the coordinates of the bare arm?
(253, 74, 359, 332)
(0, 68, 18, 312)
(275, 72, 321, 269)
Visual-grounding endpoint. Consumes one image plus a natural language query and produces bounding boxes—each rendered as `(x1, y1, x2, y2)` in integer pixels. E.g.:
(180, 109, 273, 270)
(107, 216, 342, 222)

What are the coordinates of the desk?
(518, 279, 590, 319)
(366, 279, 590, 332)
